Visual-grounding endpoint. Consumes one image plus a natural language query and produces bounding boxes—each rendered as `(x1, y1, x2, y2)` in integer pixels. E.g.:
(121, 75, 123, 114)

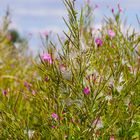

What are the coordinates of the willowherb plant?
(0, 0, 140, 139)
(37, 0, 140, 139)
(0, 10, 36, 139)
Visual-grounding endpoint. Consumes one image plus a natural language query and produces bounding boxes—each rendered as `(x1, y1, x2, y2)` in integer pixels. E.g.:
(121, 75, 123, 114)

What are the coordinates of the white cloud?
(13, 8, 67, 18)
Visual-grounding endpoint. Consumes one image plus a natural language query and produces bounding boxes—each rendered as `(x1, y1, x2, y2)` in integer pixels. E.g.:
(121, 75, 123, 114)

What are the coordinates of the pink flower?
(24, 81, 31, 90)
(111, 8, 114, 13)
(2, 90, 8, 95)
(43, 31, 49, 37)
(108, 29, 115, 38)
(83, 87, 90, 95)
(59, 64, 67, 72)
(118, 4, 122, 13)
(32, 90, 36, 95)
(44, 76, 49, 82)
(110, 136, 115, 140)
(95, 38, 103, 46)
(92, 118, 103, 129)
(41, 31, 52, 37)
(41, 53, 52, 64)
(51, 113, 58, 120)
(7, 34, 12, 41)
(52, 125, 56, 129)
(95, 4, 99, 9)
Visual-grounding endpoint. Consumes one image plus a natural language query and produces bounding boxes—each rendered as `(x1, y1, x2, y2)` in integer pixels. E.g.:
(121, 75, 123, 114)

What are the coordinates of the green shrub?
(0, 0, 140, 139)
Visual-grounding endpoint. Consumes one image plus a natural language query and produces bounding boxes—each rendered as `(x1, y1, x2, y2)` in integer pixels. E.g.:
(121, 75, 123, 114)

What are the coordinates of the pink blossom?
(51, 113, 58, 120)
(24, 81, 31, 90)
(32, 90, 36, 95)
(41, 31, 52, 37)
(43, 31, 49, 37)
(110, 136, 115, 140)
(83, 87, 90, 95)
(92, 118, 103, 129)
(52, 125, 56, 129)
(111, 8, 114, 13)
(118, 4, 122, 13)
(108, 29, 116, 38)
(95, 4, 99, 9)
(44, 76, 49, 82)
(2, 90, 8, 95)
(7, 34, 12, 41)
(59, 64, 67, 72)
(95, 38, 103, 46)
(107, 5, 114, 14)
(41, 53, 52, 64)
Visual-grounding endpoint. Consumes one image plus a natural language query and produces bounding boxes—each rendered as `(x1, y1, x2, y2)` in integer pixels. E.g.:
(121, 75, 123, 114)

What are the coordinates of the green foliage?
(0, 0, 140, 139)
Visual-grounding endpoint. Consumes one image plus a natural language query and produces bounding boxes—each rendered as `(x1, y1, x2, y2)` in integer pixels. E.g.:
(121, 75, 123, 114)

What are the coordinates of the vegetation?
(0, 0, 140, 139)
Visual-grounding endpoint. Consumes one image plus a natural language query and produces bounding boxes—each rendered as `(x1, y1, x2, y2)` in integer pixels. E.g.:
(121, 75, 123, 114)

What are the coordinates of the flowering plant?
(0, 0, 140, 139)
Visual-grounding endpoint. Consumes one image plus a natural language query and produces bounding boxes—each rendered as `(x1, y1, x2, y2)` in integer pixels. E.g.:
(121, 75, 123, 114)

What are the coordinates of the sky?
(0, 0, 140, 53)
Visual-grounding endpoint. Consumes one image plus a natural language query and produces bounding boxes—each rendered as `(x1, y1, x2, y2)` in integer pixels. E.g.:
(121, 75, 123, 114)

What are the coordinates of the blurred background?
(0, 0, 140, 54)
